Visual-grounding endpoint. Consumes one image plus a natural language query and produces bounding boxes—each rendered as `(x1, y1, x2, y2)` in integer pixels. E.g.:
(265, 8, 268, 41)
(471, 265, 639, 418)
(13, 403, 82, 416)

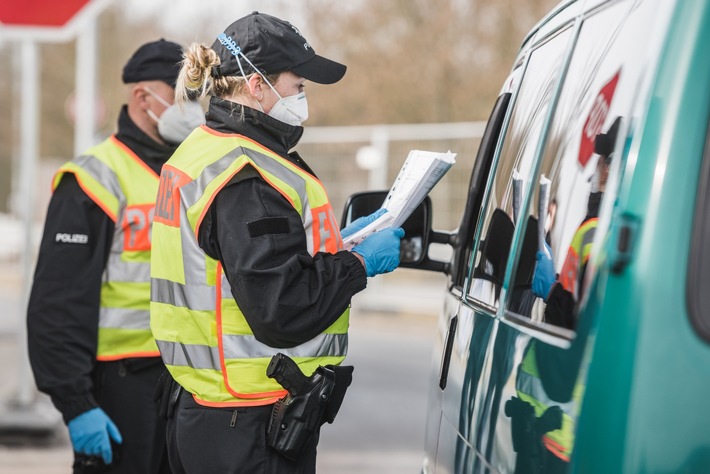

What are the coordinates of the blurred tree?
(302, 0, 559, 125)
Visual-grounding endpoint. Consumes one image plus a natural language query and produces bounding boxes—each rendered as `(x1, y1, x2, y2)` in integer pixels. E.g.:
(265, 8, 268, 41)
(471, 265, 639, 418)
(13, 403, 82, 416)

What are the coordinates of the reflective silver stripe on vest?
(223, 332, 348, 360)
(239, 147, 318, 252)
(179, 149, 241, 208)
(516, 370, 578, 418)
(303, 205, 315, 253)
(157, 332, 348, 370)
(99, 307, 151, 330)
(221, 273, 232, 299)
(178, 144, 322, 255)
(180, 232, 212, 286)
(105, 254, 151, 282)
(156, 340, 221, 370)
(180, 146, 310, 222)
(151, 278, 216, 311)
(73, 154, 124, 202)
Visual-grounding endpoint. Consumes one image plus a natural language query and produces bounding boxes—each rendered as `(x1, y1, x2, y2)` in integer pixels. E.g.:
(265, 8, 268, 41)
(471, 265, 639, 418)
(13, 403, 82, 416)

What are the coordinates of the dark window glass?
(467, 27, 573, 309)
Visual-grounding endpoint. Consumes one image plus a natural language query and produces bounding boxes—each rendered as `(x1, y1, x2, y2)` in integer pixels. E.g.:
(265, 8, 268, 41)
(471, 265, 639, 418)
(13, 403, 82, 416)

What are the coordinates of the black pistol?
(266, 353, 315, 396)
(266, 353, 353, 461)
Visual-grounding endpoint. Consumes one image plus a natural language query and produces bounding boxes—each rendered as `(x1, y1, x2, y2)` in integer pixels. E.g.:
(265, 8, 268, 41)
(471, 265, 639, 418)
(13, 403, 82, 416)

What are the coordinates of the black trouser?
(167, 390, 319, 474)
(87, 358, 171, 474)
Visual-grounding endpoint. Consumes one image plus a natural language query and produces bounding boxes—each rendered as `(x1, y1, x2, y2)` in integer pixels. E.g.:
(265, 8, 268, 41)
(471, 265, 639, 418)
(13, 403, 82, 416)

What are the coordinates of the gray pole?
(74, 19, 97, 156)
(16, 39, 39, 407)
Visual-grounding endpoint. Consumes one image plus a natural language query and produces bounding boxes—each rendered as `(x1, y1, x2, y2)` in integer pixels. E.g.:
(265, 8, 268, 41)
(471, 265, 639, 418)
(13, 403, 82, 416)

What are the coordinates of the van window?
(466, 26, 573, 310)
(505, 0, 659, 332)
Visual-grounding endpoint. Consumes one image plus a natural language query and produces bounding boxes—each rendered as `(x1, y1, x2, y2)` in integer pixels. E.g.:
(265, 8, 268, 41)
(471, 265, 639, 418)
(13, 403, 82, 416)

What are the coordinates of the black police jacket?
(26, 107, 177, 422)
(197, 97, 367, 348)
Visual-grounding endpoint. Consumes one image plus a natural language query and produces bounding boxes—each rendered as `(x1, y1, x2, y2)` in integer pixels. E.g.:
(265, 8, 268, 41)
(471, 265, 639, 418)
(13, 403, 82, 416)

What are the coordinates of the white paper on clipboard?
(342, 149, 457, 250)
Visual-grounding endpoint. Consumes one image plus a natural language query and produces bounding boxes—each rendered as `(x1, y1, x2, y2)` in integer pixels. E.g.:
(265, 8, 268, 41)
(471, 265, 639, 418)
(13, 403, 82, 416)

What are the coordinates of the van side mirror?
(341, 191, 452, 273)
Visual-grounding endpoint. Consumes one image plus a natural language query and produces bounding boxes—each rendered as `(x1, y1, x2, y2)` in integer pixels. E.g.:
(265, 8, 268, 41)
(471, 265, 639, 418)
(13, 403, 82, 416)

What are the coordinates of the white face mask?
(266, 91, 309, 127)
(234, 55, 309, 127)
(145, 87, 206, 144)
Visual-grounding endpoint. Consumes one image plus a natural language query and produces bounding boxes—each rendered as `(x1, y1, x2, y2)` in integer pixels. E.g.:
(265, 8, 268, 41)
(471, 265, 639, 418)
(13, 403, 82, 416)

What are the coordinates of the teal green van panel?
(421, 1, 710, 472)
(573, 1, 710, 472)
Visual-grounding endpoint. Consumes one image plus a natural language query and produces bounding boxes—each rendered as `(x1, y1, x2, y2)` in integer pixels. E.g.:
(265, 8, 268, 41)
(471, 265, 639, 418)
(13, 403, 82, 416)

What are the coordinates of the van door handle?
(439, 315, 458, 390)
(610, 212, 640, 274)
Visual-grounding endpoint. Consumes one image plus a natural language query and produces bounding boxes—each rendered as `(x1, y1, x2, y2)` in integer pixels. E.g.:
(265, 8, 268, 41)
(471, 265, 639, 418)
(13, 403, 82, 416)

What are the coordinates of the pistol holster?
(266, 360, 354, 461)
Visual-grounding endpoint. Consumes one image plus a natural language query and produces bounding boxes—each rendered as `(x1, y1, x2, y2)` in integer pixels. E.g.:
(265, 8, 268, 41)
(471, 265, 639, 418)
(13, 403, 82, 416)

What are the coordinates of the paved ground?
(0, 312, 438, 474)
(0, 263, 447, 473)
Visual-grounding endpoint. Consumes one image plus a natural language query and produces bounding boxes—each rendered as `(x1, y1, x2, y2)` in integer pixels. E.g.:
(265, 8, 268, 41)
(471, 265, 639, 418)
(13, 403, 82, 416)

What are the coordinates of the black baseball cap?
(122, 39, 183, 87)
(211, 11, 346, 84)
(594, 116, 622, 161)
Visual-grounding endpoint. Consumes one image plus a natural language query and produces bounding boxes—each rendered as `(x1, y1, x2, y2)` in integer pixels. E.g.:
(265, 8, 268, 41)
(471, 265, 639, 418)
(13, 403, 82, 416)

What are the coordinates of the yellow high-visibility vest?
(515, 341, 584, 462)
(559, 218, 598, 300)
(150, 126, 349, 407)
(53, 136, 161, 361)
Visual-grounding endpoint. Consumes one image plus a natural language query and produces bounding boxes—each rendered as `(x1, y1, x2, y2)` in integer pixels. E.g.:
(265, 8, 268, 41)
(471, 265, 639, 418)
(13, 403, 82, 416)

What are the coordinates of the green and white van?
(345, 0, 710, 471)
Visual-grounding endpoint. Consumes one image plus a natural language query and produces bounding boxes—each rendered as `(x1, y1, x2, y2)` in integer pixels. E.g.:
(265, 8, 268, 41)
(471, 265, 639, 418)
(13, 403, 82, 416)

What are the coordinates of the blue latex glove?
(352, 227, 405, 277)
(532, 243, 556, 301)
(67, 407, 122, 464)
(340, 208, 388, 239)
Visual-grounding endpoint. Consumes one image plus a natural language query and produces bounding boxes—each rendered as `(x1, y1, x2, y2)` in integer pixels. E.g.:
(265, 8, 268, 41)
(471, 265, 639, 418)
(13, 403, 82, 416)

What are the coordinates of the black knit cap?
(122, 39, 183, 87)
(211, 11, 346, 84)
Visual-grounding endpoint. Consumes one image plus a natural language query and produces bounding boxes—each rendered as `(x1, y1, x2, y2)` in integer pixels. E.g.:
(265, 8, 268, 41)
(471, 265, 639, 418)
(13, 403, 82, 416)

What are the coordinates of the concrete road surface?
(317, 309, 438, 473)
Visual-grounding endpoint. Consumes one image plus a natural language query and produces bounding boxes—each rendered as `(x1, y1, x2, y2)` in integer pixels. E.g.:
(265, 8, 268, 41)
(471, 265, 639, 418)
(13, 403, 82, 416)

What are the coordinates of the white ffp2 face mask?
(235, 51, 308, 127)
(267, 91, 309, 127)
(156, 100, 206, 144)
(232, 52, 309, 127)
(145, 87, 206, 144)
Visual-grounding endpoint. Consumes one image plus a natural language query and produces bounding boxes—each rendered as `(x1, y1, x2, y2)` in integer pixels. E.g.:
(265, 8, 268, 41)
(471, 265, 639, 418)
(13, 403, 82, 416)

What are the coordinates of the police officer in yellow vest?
(512, 118, 621, 471)
(150, 12, 404, 473)
(532, 117, 620, 330)
(507, 338, 583, 474)
(27, 40, 205, 473)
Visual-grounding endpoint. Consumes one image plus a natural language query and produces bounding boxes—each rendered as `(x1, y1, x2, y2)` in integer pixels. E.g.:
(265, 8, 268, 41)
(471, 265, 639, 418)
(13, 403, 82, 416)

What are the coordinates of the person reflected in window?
(532, 117, 621, 329)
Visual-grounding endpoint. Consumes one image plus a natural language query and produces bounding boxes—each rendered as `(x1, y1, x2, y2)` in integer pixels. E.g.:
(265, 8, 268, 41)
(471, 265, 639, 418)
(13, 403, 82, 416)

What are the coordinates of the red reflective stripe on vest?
(191, 392, 282, 408)
(543, 435, 571, 461)
(311, 203, 341, 254)
(155, 165, 192, 228)
(97, 350, 160, 361)
(215, 263, 288, 401)
(123, 203, 154, 251)
(559, 247, 580, 294)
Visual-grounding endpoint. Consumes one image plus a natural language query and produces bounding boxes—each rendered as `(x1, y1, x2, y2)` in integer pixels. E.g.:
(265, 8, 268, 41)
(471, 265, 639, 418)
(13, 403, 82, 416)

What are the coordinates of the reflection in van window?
(530, 118, 620, 329)
(508, 0, 656, 333)
(467, 27, 573, 309)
